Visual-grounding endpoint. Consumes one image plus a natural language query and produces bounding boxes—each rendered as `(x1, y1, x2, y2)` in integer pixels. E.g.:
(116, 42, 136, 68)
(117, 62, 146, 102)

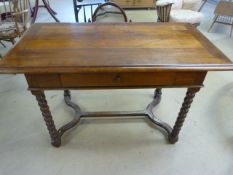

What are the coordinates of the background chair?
(198, 0, 208, 11)
(92, 2, 128, 22)
(208, 1, 233, 37)
(73, 0, 108, 23)
(156, 0, 203, 26)
(0, 0, 29, 46)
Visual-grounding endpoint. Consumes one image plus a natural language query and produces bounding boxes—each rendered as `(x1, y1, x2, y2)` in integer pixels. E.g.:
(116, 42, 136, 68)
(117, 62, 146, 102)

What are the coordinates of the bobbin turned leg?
(31, 90, 61, 147)
(168, 87, 200, 144)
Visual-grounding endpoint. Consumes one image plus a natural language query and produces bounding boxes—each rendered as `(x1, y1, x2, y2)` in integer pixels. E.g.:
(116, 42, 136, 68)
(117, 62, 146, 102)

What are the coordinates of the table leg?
(0, 41, 6, 47)
(31, 90, 61, 147)
(154, 88, 162, 100)
(31, 88, 200, 147)
(168, 87, 200, 144)
(62, 89, 172, 141)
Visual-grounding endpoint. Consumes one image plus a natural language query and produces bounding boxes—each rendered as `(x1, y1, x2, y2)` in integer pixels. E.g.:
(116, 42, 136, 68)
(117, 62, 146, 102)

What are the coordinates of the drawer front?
(60, 72, 206, 88)
(60, 72, 175, 88)
(25, 74, 61, 88)
(25, 72, 206, 89)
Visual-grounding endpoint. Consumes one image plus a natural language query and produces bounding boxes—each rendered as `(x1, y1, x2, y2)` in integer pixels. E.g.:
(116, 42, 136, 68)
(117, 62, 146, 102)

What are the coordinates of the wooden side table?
(0, 23, 232, 147)
(208, 1, 233, 37)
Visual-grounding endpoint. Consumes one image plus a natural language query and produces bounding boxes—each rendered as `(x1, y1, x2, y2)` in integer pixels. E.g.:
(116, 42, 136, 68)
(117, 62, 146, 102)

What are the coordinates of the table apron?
(25, 71, 207, 90)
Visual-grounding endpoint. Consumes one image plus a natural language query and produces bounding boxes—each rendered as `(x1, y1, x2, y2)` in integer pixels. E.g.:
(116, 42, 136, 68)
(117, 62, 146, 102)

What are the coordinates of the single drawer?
(25, 74, 61, 88)
(60, 71, 205, 88)
(25, 71, 206, 89)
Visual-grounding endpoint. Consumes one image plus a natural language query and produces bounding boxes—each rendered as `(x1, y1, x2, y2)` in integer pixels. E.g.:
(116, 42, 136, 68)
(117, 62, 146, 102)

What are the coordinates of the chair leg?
(230, 24, 233, 37)
(198, 0, 207, 12)
(11, 38, 16, 45)
(0, 41, 6, 47)
(208, 15, 218, 32)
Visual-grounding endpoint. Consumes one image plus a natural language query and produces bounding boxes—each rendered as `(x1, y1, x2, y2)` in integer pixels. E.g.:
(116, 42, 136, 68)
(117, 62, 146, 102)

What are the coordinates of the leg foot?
(51, 137, 61, 147)
(168, 88, 200, 144)
(168, 135, 178, 144)
(64, 89, 71, 99)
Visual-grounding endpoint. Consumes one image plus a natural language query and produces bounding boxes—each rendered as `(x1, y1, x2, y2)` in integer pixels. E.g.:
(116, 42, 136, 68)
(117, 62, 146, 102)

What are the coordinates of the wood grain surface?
(0, 23, 232, 73)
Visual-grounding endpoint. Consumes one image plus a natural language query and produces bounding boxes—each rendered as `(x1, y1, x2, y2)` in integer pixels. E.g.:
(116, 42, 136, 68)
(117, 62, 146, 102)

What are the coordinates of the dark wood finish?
(92, 2, 128, 22)
(0, 23, 232, 147)
(154, 88, 162, 100)
(25, 71, 206, 89)
(31, 90, 61, 147)
(0, 23, 232, 73)
(62, 89, 172, 140)
(169, 87, 200, 143)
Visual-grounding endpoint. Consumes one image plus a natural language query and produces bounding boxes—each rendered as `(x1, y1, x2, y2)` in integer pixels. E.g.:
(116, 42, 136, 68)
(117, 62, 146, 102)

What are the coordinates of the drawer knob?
(113, 75, 121, 82)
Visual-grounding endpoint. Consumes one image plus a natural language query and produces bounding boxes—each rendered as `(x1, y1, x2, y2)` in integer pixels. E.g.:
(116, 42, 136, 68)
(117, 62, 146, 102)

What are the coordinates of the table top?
(0, 23, 232, 73)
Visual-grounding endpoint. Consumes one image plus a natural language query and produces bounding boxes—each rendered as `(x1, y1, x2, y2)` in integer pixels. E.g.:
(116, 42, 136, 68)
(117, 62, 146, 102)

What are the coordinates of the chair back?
(0, 0, 13, 22)
(73, 0, 103, 23)
(92, 2, 128, 23)
(215, 1, 233, 17)
(12, 0, 29, 35)
(182, 0, 202, 11)
(0, 0, 29, 44)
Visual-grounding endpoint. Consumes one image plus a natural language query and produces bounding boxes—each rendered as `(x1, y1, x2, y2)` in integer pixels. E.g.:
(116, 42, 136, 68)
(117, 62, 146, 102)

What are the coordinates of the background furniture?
(73, 1, 101, 22)
(208, 1, 233, 37)
(110, 0, 155, 9)
(31, 0, 59, 23)
(92, 2, 128, 22)
(73, 0, 107, 22)
(156, 2, 173, 22)
(0, 0, 29, 46)
(0, 23, 232, 147)
(198, 0, 208, 11)
(1, 0, 12, 22)
(156, 0, 203, 25)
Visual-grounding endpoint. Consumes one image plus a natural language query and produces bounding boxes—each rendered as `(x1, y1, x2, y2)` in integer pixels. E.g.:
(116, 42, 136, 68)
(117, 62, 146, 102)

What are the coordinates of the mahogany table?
(0, 23, 232, 147)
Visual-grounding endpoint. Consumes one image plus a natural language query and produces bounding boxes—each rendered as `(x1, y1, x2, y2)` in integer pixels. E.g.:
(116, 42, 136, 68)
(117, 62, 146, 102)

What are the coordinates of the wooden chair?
(198, 0, 208, 11)
(73, 0, 109, 23)
(92, 2, 128, 22)
(208, 1, 233, 37)
(0, 0, 29, 46)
